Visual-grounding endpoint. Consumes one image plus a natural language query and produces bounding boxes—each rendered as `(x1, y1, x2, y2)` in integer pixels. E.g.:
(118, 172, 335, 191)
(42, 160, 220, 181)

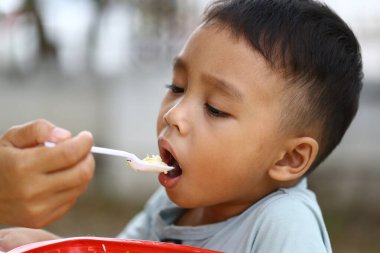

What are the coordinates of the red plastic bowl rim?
(7, 236, 222, 253)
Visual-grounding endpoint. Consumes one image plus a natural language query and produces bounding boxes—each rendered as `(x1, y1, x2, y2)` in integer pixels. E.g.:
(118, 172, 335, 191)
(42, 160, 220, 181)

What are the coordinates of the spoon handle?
(91, 146, 134, 160)
(44, 141, 136, 161)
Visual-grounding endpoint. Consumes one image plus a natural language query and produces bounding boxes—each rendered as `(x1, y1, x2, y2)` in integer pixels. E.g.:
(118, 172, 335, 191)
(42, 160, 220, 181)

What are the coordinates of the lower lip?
(158, 172, 182, 188)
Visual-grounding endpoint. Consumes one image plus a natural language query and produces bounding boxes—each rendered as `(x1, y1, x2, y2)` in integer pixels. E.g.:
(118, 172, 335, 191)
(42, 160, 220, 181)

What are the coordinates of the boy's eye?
(165, 84, 184, 94)
(205, 103, 229, 118)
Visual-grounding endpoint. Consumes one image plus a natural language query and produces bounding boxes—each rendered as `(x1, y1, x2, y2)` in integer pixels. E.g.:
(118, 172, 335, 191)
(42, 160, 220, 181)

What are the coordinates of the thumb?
(3, 119, 72, 148)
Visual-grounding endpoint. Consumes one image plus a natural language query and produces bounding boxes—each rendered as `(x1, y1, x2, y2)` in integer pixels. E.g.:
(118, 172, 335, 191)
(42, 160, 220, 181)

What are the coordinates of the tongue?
(164, 158, 182, 178)
(166, 164, 182, 178)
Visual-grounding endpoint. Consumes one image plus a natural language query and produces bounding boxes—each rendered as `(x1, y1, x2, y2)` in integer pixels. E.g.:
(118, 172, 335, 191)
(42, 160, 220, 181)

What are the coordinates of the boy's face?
(156, 24, 289, 218)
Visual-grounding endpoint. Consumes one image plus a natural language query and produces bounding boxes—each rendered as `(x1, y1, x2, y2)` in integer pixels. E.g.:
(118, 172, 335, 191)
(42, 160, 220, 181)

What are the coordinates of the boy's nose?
(163, 99, 191, 136)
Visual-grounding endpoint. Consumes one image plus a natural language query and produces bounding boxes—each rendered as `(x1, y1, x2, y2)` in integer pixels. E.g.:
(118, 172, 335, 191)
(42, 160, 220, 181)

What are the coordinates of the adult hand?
(0, 227, 60, 252)
(0, 119, 95, 228)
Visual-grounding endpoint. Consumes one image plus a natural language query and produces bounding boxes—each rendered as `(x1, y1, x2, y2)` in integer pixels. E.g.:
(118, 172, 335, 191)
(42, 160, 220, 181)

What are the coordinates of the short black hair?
(203, 0, 363, 172)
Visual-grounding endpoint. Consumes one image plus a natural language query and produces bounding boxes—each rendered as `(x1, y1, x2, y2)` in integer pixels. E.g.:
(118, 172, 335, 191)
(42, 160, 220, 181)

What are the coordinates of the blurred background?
(0, 0, 379, 252)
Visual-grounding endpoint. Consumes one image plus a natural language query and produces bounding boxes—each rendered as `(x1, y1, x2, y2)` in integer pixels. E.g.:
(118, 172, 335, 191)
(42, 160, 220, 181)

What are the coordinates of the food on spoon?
(128, 155, 169, 173)
(142, 155, 165, 164)
(143, 155, 169, 173)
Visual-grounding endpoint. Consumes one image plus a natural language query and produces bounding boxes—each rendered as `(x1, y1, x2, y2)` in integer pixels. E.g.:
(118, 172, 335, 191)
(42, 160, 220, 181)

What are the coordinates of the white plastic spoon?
(44, 141, 174, 173)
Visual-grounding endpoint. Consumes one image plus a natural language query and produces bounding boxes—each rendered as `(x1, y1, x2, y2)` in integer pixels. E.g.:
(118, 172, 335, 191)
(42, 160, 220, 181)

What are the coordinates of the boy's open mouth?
(158, 139, 183, 188)
(162, 149, 182, 178)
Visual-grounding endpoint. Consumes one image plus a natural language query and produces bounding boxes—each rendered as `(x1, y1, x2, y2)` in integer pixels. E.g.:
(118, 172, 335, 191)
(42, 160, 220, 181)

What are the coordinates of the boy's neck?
(176, 198, 268, 226)
(175, 180, 300, 226)
(176, 206, 243, 226)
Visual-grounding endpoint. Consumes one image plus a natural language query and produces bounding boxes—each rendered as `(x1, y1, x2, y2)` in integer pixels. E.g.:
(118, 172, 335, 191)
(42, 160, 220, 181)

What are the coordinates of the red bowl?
(8, 237, 222, 253)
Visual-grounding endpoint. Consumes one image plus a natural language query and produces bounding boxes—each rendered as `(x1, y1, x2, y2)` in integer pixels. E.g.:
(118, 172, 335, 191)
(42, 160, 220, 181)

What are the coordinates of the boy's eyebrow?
(173, 57, 187, 72)
(172, 57, 244, 102)
(202, 73, 244, 102)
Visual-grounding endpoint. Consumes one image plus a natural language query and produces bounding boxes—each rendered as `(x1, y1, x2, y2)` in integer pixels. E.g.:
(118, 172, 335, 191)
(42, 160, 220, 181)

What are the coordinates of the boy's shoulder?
(254, 178, 321, 222)
(217, 179, 332, 253)
(247, 179, 323, 230)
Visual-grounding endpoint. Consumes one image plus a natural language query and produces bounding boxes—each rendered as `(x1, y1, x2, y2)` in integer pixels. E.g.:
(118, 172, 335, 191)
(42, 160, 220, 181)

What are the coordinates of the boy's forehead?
(181, 24, 272, 75)
(176, 24, 287, 102)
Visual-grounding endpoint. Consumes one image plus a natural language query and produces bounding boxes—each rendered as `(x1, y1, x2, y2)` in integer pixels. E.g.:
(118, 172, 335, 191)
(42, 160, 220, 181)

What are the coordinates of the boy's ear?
(269, 137, 319, 182)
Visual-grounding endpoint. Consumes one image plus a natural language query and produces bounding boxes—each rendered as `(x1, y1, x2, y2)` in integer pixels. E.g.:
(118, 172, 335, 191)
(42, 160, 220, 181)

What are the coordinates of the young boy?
(0, 0, 363, 252)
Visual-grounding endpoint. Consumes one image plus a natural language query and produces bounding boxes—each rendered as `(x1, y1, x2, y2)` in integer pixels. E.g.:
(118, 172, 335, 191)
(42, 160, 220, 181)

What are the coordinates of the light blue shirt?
(118, 178, 332, 253)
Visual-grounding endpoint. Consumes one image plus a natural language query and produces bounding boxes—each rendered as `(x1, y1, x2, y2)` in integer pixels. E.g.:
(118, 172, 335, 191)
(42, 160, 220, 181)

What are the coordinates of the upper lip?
(158, 138, 178, 166)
